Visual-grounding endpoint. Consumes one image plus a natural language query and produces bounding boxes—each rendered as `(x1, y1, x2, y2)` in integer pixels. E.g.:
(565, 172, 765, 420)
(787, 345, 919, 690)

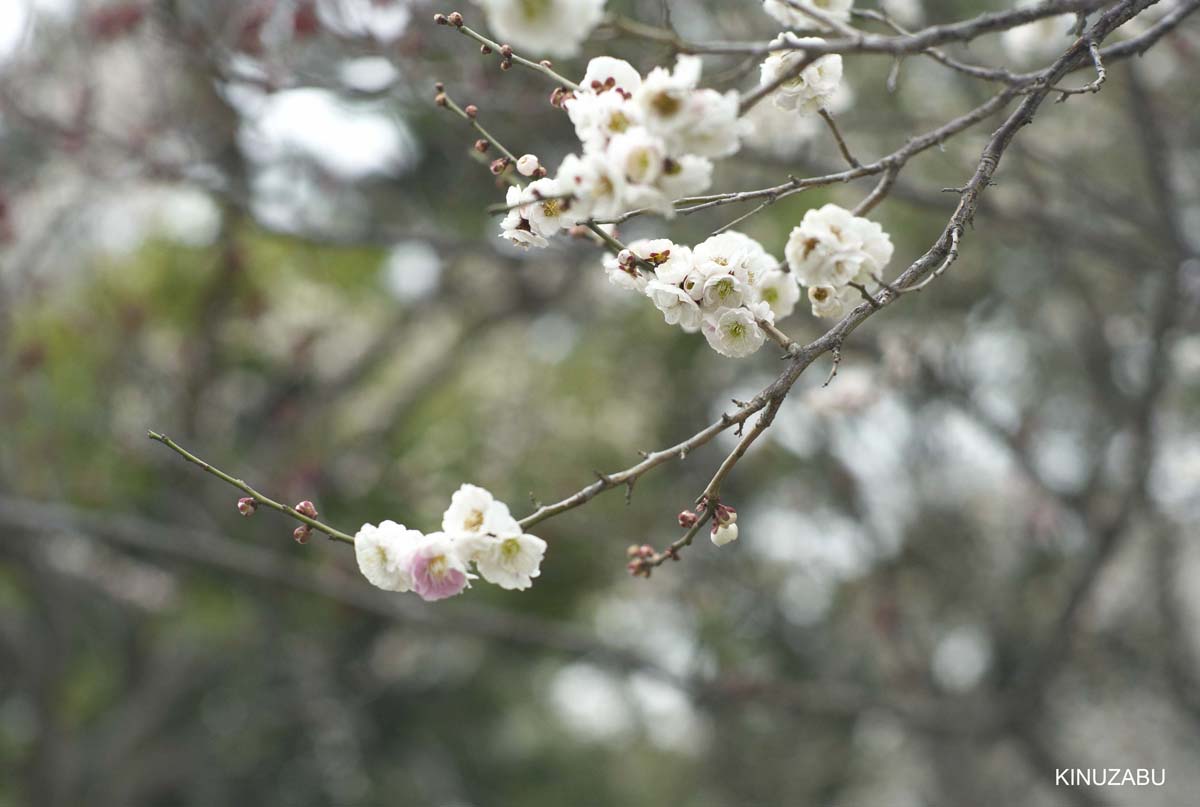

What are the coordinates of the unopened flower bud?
(714, 503, 738, 525)
(711, 522, 739, 547)
(480, 43, 492, 54)
(499, 44, 513, 58)
(539, 59, 553, 68)
(474, 138, 489, 153)
(295, 500, 318, 518)
(434, 81, 444, 92)
(464, 104, 478, 118)
(447, 11, 464, 27)
(549, 87, 568, 108)
(677, 509, 698, 528)
(489, 157, 510, 175)
(433, 13, 448, 25)
(500, 58, 513, 71)
(237, 497, 257, 516)
(516, 154, 539, 177)
(435, 93, 447, 107)
(293, 524, 311, 544)
(532, 166, 548, 178)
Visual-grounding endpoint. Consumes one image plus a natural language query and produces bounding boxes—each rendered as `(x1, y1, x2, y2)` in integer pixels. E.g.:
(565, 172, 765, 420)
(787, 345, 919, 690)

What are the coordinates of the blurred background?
(1, 0, 1198, 805)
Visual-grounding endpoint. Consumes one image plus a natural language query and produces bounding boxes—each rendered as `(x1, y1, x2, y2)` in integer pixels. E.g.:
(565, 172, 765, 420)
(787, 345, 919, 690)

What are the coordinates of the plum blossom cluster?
(604, 232, 802, 358)
(785, 203, 895, 319)
(759, 33, 844, 114)
(355, 484, 547, 601)
(500, 55, 742, 247)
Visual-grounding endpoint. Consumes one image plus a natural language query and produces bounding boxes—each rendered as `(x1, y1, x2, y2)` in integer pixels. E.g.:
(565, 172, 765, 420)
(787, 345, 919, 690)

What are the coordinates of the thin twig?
(146, 432, 356, 544)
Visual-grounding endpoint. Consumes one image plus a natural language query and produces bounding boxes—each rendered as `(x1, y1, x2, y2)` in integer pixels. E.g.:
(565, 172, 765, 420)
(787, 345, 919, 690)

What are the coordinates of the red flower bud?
(295, 500, 318, 518)
(237, 497, 257, 516)
(677, 509, 698, 528)
(293, 525, 311, 544)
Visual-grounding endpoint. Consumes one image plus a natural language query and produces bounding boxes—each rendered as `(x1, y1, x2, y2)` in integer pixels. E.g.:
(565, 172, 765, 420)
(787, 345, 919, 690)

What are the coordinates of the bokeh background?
(1, 1, 1198, 805)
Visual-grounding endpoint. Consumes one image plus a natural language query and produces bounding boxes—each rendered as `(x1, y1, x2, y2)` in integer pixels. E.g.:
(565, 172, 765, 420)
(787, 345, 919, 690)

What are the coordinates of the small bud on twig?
(489, 157, 510, 175)
(447, 11, 464, 27)
(480, 44, 492, 54)
(474, 139, 490, 153)
(464, 104, 478, 119)
(677, 509, 698, 528)
(293, 525, 311, 544)
(295, 500, 318, 518)
(435, 93, 447, 107)
(516, 154, 539, 176)
(433, 13, 448, 25)
(237, 497, 257, 516)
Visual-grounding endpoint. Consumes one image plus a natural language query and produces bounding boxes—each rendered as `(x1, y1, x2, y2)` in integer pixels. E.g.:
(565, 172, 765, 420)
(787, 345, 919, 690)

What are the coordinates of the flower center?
(542, 199, 561, 217)
(428, 554, 448, 581)
(762, 287, 779, 303)
(650, 92, 681, 118)
(464, 509, 484, 531)
(728, 322, 746, 338)
(519, 0, 552, 19)
(500, 537, 522, 561)
(715, 278, 734, 299)
(812, 287, 830, 302)
(607, 110, 631, 133)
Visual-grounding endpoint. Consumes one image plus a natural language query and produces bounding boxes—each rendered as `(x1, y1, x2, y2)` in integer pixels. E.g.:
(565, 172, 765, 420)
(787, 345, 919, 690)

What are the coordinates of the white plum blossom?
(442, 483, 521, 537)
(657, 155, 713, 199)
(703, 306, 767, 358)
(499, 186, 549, 249)
(406, 532, 473, 601)
(522, 177, 570, 236)
(565, 88, 638, 152)
(760, 34, 844, 114)
(754, 268, 802, 320)
(702, 273, 747, 309)
(460, 532, 549, 590)
(785, 203, 893, 287)
(762, 0, 854, 30)
(581, 56, 642, 95)
(646, 280, 704, 332)
(807, 284, 851, 318)
(475, 0, 607, 58)
(554, 151, 626, 220)
(354, 520, 423, 592)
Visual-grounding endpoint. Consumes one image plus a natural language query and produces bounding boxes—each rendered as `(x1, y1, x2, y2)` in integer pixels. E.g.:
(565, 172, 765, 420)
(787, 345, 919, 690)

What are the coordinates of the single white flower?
(762, 0, 854, 29)
(755, 269, 801, 320)
(759, 34, 843, 115)
(711, 522, 739, 546)
(702, 273, 747, 310)
(645, 280, 704, 332)
(633, 55, 703, 138)
(602, 250, 649, 293)
(475, 0, 606, 58)
(672, 88, 744, 159)
(554, 151, 627, 220)
(499, 186, 549, 249)
(606, 127, 666, 186)
(442, 483, 521, 537)
(646, 241, 693, 285)
(693, 231, 760, 283)
(517, 154, 540, 176)
(581, 56, 642, 96)
(461, 532, 548, 590)
(523, 177, 569, 237)
(703, 307, 767, 358)
(807, 283, 854, 318)
(407, 531, 473, 601)
(657, 155, 713, 199)
(355, 520, 423, 592)
(564, 90, 640, 152)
